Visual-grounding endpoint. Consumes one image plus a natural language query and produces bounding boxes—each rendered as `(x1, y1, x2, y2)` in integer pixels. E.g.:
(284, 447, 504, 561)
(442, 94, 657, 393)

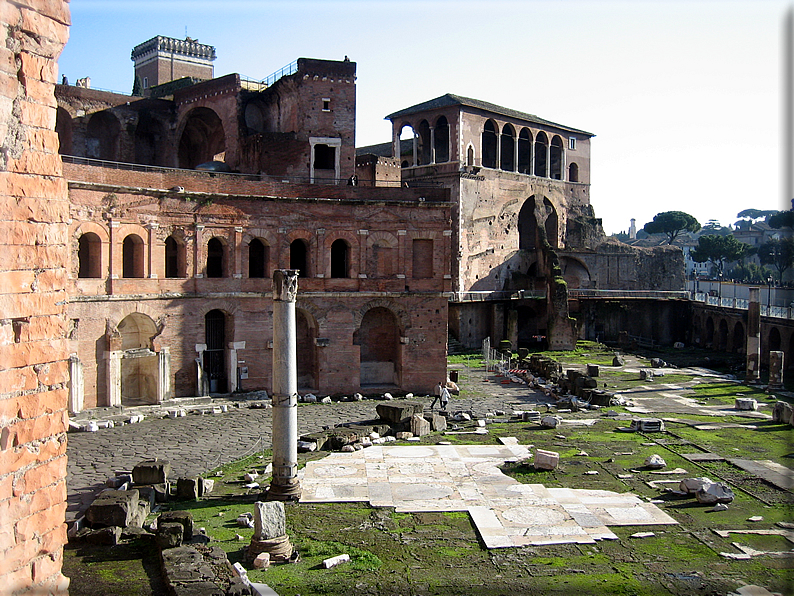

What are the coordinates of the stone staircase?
(447, 333, 469, 356)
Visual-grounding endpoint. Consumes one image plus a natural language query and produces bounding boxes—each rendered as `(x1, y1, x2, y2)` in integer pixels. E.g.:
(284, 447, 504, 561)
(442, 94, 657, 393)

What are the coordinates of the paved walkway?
(66, 366, 545, 521)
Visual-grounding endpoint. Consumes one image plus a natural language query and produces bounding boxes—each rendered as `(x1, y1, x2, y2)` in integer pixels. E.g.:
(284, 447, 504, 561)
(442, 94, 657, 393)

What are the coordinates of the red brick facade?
(1, 0, 71, 593)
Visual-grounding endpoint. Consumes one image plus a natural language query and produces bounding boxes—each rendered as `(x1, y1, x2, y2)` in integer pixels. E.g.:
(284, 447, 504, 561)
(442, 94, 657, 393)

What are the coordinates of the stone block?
(612, 353, 625, 366)
(158, 510, 194, 542)
(253, 552, 271, 569)
(134, 484, 157, 509)
(253, 501, 286, 540)
(534, 449, 559, 470)
(430, 413, 447, 432)
(639, 369, 654, 381)
(157, 522, 184, 549)
(540, 416, 560, 428)
(132, 459, 171, 485)
(630, 418, 665, 432)
(586, 364, 599, 377)
(696, 482, 735, 504)
(773, 401, 793, 424)
(679, 477, 714, 494)
(410, 414, 431, 437)
(85, 489, 140, 528)
(376, 401, 423, 424)
(644, 454, 666, 469)
(395, 431, 413, 440)
(176, 477, 200, 500)
(77, 526, 121, 545)
(734, 397, 758, 411)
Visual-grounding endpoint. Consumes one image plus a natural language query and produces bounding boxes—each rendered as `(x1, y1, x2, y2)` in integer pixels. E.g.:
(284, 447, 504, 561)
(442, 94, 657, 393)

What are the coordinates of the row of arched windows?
(77, 232, 435, 280)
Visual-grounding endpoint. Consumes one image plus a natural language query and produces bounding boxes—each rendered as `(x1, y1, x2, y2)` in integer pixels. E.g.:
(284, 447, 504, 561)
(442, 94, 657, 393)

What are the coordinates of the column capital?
(273, 269, 299, 302)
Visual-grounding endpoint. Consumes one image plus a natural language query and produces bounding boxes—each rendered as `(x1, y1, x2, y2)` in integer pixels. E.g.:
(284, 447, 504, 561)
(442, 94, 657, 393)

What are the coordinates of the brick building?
(131, 35, 216, 95)
(55, 53, 450, 411)
(1, 0, 72, 593)
(359, 94, 684, 349)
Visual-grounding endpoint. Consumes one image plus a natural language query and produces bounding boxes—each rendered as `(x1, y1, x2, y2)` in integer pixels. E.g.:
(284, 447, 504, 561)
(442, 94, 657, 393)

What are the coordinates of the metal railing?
(568, 289, 690, 300)
(452, 290, 544, 302)
(693, 292, 794, 320)
(239, 60, 298, 92)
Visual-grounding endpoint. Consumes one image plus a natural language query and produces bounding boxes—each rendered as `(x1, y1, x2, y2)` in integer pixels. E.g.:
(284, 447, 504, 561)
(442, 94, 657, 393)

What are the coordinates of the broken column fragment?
(746, 287, 761, 382)
(247, 501, 294, 564)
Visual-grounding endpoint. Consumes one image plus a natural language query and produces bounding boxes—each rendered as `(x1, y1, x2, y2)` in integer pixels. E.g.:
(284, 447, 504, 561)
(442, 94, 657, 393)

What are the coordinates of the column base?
(266, 480, 302, 501)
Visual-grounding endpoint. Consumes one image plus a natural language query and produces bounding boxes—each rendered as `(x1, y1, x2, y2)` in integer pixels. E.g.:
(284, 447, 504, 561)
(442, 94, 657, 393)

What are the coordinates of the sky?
(57, 0, 792, 235)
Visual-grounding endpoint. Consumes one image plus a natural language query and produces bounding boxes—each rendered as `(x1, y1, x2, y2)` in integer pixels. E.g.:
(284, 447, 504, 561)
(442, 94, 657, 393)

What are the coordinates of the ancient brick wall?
(0, 0, 71, 593)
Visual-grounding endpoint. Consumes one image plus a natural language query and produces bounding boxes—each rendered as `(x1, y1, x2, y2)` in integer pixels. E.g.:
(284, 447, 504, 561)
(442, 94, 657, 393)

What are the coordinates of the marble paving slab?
(299, 444, 677, 548)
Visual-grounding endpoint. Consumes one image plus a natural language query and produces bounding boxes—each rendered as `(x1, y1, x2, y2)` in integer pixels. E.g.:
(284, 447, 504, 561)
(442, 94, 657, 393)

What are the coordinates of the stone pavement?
(299, 444, 677, 548)
(65, 366, 545, 521)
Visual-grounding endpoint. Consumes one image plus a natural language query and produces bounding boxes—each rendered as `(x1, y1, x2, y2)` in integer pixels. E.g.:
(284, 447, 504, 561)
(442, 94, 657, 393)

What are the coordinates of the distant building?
(131, 35, 216, 94)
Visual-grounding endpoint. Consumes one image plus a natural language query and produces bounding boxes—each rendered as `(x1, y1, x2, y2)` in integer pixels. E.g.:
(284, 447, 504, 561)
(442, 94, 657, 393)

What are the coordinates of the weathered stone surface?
(176, 477, 201, 500)
(679, 477, 714, 494)
(639, 369, 654, 381)
(644, 454, 666, 469)
(696, 482, 735, 504)
(430, 413, 447, 432)
(85, 489, 140, 528)
(630, 418, 665, 432)
(132, 459, 171, 484)
(253, 501, 286, 541)
(158, 510, 194, 542)
(376, 401, 424, 424)
(773, 401, 793, 424)
(612, 353, 625, 366)
(253, 552, 271, 569)
(410, 414, 431, 437)
(540, 415, 560, 428)
(734, 397, 758, 411)
(586, 364, 599, 377)
(76, 526, 121, 545)
(534, 449, 559, 470)
(157, 522, 184, 549)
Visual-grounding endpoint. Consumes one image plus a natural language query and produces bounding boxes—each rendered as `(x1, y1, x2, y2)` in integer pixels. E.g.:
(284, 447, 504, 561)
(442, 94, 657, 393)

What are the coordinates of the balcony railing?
(693, 292, 794, 320)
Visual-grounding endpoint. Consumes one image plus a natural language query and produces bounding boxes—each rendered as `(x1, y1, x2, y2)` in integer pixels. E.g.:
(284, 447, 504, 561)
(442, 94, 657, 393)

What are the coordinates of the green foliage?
(768, 209, 794, 229)
(690, 234, 751, 274)
(132, 76, 142, 97)
(757, 236, 794, 282)
(643, 211, 701, 244)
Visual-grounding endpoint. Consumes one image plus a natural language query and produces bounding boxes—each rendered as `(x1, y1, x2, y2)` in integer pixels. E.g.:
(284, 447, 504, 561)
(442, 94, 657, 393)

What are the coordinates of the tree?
(690, 234, 752, 276)
(768, 210, 794, 229)
(643, 211, 700, 244)
(132, 75, 143, 97)
(757, 236, 794, 283)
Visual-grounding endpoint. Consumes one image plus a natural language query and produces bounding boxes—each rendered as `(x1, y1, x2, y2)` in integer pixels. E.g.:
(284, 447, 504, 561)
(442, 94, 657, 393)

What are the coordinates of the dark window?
(248, 238, 268, 278)
(482, 120, 497, 169)
(417, 120, 431, 165)
(330, 239, 349, 278)
(434, 116, 449, 163)
(122, 234, 144, 278)
(78, 233, 101, 278)
(534, 132, 548, 177)
(207, 238, 224, 278)
(500, 124, 515, 171)
(290, 239, 308, 277)
(204, 309, 226, 392)
(518, 129, 532, 174)
(165, 235, 185, 278)
(314, 144, 335, 170)
(568, 162, 579, 183)
(550, 136, 564, 180)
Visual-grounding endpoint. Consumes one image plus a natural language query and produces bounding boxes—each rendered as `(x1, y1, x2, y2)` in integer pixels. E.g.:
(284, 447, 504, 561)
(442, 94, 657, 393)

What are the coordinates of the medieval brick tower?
(131, 35, 216, 94)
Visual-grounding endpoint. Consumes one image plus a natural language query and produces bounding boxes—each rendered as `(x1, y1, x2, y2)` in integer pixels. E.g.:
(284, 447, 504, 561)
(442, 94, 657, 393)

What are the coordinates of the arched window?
(568, 162, 579, 182)
(550, 135, 564, 180)
(518, 199, 537, 250)
(417, 120, 431, 165)
(165, 235, 186, 278)
(543, 197, 559, 248)
(481, 120, 498, 169)
(78, 232, 101, 278)
(398, 124, 415, 167)
(248, 238, 268, 278)
(534, 132, 548, 177)
(122, 234, 144, 278)
(434, 116, 449, 163)
(207, 238, 224, 278)
(330, 239, 350, 278)
(518, 129, 532, 174)
(290, 239, 309, 277)
(85, 111, 120, 161)
(466, 145, 475, 166)
(500, 124, 515, 171)
(55, 107, 72, 155)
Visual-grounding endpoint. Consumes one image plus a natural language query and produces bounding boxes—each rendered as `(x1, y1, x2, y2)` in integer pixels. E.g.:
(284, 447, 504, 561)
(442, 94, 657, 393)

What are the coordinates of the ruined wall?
(65, 164, 451, 406)
(0, 0, 71, 593)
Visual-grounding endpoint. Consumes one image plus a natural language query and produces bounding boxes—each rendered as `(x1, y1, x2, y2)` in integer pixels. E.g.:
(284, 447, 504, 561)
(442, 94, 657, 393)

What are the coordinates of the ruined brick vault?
(52, 34, 681, 412)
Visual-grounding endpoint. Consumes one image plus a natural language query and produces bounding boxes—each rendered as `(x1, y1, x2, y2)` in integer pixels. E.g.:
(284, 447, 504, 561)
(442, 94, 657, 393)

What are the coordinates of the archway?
(518, 198, 538, 250)
(165, 236, 186, 278)
(543, 198, 559, 248)
(134, 110, 165, 166)
(569, 162, 579, 182)
(768, 326, 782, 353)
(78, 232, 102, 278)
(482, 120, 497, 169)
(550, 135, 564, 179)
(122, 234, 144, 278)
(178, 107, 225, 169)
(534, 132, 548, 177)
(117, 313, 159, 405)
(296, 309, 317, 390)
(717, 319, 728, 351)
(434, 116, 449, 163)
(248, 238, 268, 278)
(732, 322, 745, 353)
(86, 111, 120, 161)
(55, 107, 72, 155)
(417, 120, 431, 165)
(290, 239, 309, 277)
(207, 237, 225, 278)
(331, 239, 350, 278)
(354, 307, 400, 386)
(518, 128, 532, 174)
(500, 124, 515, 171)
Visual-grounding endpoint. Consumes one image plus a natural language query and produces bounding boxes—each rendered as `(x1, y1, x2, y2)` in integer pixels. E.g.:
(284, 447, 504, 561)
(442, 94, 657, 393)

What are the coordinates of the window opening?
(290, 239, 308, 277)
(122, 234, 144, 278)
(568, 162, 579, 182)
(500, 124, 515, 171)
(550, 136, 564, 180)
(534, 132, 548, 177)
(518, 129, 532, 174)
(330, 239, 350, 278)
(207, 237, 224, 278)
(481, 120, 497, 169)
(78, 232, 101, 278)
(314, 144, 335, 170)
(165, 235, 185, 278)
(248, 238, 268, 278)
(322, 98, 331, 111)
(204, 310, 226, 393)
(434, 116, 449, 163)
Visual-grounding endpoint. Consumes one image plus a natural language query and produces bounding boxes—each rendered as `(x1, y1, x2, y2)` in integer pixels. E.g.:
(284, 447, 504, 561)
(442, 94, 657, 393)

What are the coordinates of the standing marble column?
(268, 269, 301, 500)
(746, 287, 761, 383)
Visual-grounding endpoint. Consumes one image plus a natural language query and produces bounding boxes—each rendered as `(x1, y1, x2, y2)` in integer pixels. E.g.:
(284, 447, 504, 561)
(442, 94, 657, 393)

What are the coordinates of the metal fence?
(693, 292, 794, 320)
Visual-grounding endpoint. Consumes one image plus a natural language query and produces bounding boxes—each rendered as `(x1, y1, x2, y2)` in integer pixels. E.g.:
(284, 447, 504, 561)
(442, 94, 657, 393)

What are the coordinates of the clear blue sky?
(57, 0, 791, 235)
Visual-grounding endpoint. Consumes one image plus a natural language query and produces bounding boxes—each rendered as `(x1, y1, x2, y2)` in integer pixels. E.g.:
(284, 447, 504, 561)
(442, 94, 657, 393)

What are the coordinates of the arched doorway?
(518, 198, 538, 250)
(768, 326, 782, 353)
(732, 322, 745, 353)
(204, 310, 227, 393)
(296, 309, 317, 390)
(117, 313, 159, 405)
(86, 111, 120, 161)
(354, 307, 400, 386)
(178, 107, 225, 169)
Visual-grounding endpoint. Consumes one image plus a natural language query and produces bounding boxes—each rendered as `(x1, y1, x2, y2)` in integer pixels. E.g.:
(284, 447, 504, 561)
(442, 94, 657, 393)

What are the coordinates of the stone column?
(68, 354, 84, 413)
(157, 347, 171, 402)
(769, 350, 785, 388)
(746, 287, 761, 382)
(195, 344, 208, 396)
(107, 350, 123, 406)
(268, 269, 301, 500)
(227, 341, 245, 393)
